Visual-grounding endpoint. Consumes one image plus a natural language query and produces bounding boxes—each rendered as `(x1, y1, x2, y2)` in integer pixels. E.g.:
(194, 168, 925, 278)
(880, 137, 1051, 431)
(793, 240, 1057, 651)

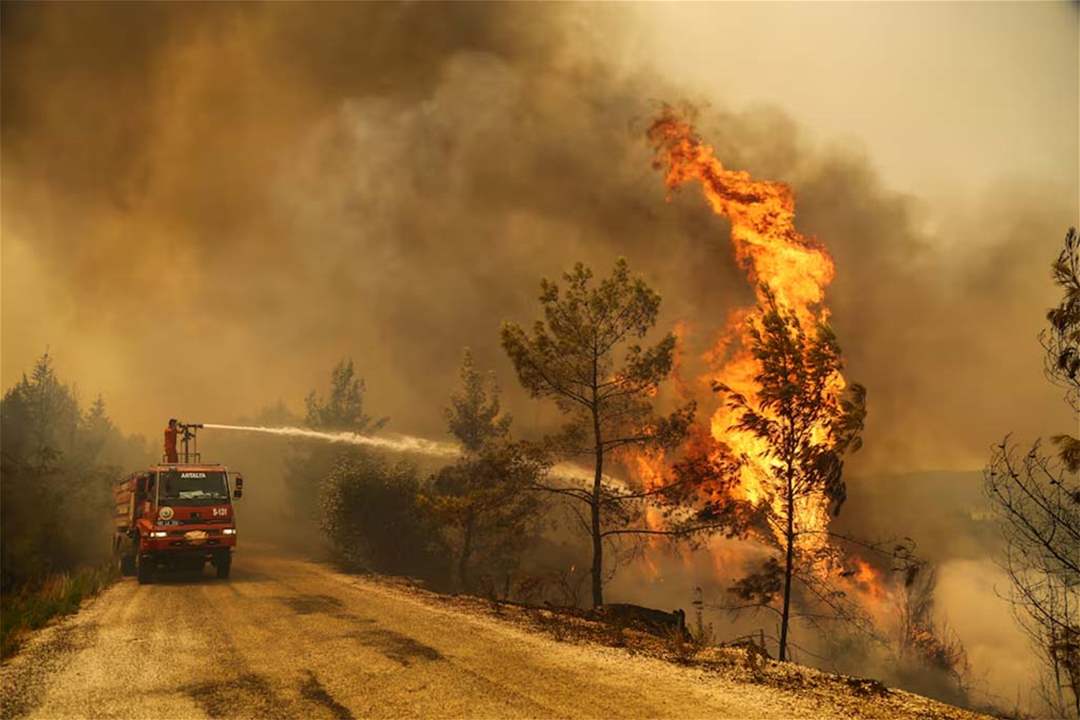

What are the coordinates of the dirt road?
(1, 547, 981, 720)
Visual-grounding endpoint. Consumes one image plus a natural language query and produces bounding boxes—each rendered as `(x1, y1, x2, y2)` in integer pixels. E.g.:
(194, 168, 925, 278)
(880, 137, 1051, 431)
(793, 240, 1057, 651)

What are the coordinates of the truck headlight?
(223, 528, 236, 535)
(150, 531, 168, 538)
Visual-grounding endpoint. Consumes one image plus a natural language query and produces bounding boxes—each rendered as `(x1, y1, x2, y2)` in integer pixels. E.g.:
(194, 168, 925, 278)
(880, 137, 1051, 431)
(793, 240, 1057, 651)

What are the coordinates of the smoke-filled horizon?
(2, 3, 1075, 470)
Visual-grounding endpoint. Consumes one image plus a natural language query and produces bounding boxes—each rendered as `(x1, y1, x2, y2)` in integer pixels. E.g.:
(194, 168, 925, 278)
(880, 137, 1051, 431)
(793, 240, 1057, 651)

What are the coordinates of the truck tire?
(215, 553, 231, 579)
(114, 538, 135, 577)
(119, 551, 136, 577)
(136, 546, 153, 585)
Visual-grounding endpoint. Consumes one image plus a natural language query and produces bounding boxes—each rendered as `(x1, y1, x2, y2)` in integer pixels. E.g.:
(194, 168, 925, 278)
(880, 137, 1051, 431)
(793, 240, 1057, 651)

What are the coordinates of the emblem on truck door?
(159, 506, 175, 520)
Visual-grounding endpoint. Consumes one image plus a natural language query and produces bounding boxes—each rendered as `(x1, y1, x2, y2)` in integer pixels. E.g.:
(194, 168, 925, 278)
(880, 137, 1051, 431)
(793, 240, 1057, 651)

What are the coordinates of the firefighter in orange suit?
(164, 418, 179, 463)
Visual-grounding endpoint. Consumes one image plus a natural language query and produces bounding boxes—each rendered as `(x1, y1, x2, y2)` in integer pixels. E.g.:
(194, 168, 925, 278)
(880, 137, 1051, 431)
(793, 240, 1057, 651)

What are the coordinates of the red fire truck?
(113, 422, 243, 583)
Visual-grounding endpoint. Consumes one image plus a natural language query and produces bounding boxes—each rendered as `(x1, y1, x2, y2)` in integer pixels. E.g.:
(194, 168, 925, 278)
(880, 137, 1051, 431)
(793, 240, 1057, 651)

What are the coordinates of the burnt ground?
(0, 545, 989, 720)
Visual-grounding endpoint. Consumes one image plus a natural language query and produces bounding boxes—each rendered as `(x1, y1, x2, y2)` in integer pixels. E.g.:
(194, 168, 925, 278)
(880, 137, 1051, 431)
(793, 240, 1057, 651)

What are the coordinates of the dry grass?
(1, 563, 117, 658)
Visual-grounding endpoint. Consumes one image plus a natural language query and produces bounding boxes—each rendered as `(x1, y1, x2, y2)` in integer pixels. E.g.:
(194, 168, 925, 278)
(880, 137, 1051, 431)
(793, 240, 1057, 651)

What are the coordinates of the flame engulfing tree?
(986, 228, 1080, 719)
(501, 258, 694, 607)
(717, 288, 866, 661)
(427, 350, 546, 594)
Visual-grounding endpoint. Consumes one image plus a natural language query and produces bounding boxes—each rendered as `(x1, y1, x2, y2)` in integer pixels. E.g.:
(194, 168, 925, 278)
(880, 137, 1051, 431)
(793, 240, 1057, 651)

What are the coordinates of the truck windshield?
(159, 470, 229, 504)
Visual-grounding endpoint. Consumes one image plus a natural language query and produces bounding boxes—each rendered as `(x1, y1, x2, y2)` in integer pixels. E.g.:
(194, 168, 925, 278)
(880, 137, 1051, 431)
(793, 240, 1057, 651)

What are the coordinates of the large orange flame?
(645, 107, 847, 554)
(623, 106, 894, 619)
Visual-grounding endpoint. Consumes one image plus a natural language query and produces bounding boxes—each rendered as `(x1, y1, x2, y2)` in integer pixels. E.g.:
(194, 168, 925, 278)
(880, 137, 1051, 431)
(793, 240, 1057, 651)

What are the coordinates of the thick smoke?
(2, 3, 1073, 473)
(2, 4, 1072, 475)
(2, 3, 1076, 711)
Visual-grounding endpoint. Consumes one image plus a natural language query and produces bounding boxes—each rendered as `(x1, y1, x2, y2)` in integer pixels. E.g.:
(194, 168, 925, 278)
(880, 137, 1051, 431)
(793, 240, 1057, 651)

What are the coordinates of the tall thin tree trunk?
(459, 510, 474, 593)
(591, 404, 604, 608)
(589, 345, 605, 610)
(779, 468, 795, 661)
(591, 433, 609, 608)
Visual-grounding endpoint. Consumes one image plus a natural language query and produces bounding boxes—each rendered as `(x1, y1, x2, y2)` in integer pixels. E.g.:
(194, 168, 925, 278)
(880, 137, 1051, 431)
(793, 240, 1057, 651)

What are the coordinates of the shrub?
(319, 452, 448, 584)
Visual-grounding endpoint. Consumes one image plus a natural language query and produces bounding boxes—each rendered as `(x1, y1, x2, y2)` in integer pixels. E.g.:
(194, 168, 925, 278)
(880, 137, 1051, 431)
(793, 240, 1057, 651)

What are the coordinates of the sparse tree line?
(286, 259, 705, 602)
(0, 355, 154, 654)
(1, 355, 153, 594)
(286, 258, 893, 674)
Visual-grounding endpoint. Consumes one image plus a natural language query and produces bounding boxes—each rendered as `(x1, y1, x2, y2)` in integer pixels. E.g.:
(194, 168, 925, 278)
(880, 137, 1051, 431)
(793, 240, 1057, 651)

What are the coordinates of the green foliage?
(286, 359, 388, 533)
(1, 563, 117, 658)
(501, 258, 694, 606)
(444, 349, 511, 453)
(1, 353, 151, 593)
(319, 453, 447, 582)
(501, 259, 686, 447)
(425, 349, 544, 591)
(304, 358, 389, 433)
(427, 351, 546, 593)
(427, 444, 545, 594)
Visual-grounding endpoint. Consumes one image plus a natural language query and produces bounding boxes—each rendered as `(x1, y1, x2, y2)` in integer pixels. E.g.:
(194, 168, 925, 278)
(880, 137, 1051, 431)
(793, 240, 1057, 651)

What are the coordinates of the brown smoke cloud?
(3, 4, 1073, 476)
(3, 3, 1073, 477)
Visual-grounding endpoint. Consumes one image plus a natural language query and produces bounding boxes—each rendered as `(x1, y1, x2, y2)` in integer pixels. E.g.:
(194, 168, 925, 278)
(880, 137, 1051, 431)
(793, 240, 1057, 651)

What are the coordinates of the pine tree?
(502, 258, 694, 606)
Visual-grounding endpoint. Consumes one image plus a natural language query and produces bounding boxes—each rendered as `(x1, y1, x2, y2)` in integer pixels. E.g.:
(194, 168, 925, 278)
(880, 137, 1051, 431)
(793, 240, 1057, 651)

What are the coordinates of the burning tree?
(646, 106, 878, 662)
(717, 289, 867, 661)
(986, 227, 1080, 719)
(501, 258, 695, 607)
(426, 350, 546, 594)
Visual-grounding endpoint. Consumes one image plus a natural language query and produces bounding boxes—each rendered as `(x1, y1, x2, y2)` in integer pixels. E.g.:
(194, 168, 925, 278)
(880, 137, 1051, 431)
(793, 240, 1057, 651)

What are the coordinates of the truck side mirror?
(233, 473, 244, 499)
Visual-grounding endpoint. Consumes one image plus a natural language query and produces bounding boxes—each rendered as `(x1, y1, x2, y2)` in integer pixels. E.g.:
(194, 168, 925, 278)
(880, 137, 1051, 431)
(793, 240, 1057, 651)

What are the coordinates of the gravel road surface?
(1, 546, 982, 720)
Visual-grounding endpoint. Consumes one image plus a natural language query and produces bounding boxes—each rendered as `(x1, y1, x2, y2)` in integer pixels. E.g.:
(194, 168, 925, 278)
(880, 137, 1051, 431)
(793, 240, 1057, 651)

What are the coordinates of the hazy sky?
(2, 2, 1076, 472)
(628, 2, 1077, 202)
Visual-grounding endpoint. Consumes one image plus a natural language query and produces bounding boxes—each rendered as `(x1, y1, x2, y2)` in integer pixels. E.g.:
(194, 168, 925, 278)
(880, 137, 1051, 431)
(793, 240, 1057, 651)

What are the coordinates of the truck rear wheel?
(215, 553, 231, 579)
(119, 552, 135, 577)
(115, 537, 136, 577)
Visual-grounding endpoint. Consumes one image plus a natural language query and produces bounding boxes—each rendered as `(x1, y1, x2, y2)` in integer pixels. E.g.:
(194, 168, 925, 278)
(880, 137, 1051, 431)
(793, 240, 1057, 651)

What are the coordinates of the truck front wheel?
(136, 546, 153, 585)
(214, 552, 231, 579)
